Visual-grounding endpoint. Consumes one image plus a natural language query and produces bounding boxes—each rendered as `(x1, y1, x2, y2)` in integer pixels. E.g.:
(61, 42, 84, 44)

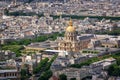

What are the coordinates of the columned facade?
(58, 19, 80, 52)
(58, 19, 90, 53)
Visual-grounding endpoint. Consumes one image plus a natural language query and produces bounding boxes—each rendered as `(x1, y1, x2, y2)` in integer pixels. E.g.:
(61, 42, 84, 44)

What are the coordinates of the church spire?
(69, 18, 73, 26)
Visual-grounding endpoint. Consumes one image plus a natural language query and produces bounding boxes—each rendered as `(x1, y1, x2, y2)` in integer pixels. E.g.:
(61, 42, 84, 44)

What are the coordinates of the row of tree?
(33, 58, 49, 74)
(4, 8, 43, 17)
(1, 45, 24, 57)
(107, 64, 120, 76)
(70, 52, 120, 68)
(50, 14, 120, 20)
(5, 32, 64, 45)
(33, 55, 57, 80)
(59, 74, 76, 80)
(95, 29, 120, 35)
(70, 52, 120, 77)
(4, 9, 120, 20)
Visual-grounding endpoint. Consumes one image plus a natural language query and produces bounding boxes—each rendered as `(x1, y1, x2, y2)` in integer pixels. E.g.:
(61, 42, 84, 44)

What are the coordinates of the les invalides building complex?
(58, 19, 91, 53)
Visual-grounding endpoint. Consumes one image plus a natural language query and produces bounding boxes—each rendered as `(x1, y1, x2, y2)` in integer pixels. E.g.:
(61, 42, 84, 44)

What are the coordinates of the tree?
(38, 75, 46, 80)
(70, 78, 76, 80)
(107, 64, 120, 76)
(38, 70, 52, 80)
(59, 74, 67, 80)
(1, 45, 23, 57)
(21, 69, 29, 80)
(37, 55, 57, 80)
(33, 58, 49, 74)
(21, 69, 27, 76)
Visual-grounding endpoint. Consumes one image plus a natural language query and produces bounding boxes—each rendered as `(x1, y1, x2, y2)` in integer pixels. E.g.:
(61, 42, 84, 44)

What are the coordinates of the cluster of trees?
(96, 29, 120, 35)
(4, 8, 120, 20)
(107, 64, 120, 76)
(70, 56, 100, 68)
(70, 52, 120, 77)
(59, 74, 76, 80)
(70, 61, 90, 68)
(1, 45, 24, 57)
(33, 58, 49, 74)
(107, 53, 120, 77)
(59, 74, 67, 80)
(1, 32, 64, 57)
(50, 14, 120, 20)
(21, 68, 31, 80)
(70, 52, 120, 68)
(38, 70, 52, 80)
(6, 32, 64, 45)
(106, 29, 120, 35)
(82, 50, 99, 54)
(70, 78, 76, 80)
(4, 9, 43, 17)
(70, 52, 120, 78)
(21, 69, 27, 80)
(33, 55, 57, 80)
(82, 76, 92, 80)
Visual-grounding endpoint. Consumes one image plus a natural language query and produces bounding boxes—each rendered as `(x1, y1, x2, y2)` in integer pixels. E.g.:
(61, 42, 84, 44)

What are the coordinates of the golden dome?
(66, 19, 75, 32)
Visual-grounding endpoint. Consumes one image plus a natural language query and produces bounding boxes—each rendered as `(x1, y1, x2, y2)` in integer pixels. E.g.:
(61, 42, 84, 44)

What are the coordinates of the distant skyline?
(1, 0, 120, 2)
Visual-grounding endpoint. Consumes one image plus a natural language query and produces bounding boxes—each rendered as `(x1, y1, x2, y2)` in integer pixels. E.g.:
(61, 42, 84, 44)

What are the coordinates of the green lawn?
(1, 45, 24, 57)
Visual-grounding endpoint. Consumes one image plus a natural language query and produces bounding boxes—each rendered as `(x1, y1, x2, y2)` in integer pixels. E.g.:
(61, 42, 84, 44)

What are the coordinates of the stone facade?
(0, 69, 21, 80)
